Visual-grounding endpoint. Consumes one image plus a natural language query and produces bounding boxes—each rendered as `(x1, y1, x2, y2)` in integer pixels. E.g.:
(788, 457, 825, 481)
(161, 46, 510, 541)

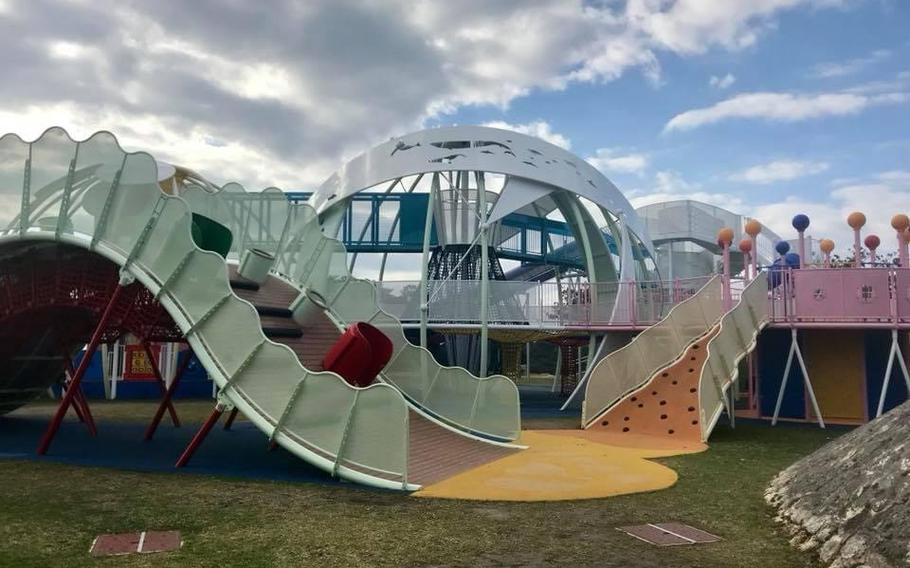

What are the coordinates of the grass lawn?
(0, 401, 841, 567)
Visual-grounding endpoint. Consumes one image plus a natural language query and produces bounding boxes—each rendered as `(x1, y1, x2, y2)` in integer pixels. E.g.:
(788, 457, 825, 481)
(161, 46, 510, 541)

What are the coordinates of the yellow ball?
(717, 227, 735, 245)
(891, 214, 910, 232)
(744, 219, 762, 237)
(819, 238, 835, 254)
(847, 211, 866, 230)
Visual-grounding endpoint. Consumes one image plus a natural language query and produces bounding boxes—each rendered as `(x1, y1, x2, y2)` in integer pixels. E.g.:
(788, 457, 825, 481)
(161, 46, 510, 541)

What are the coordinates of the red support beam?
(222, 407, 239, 430)
(144, 349, 193, 441)
(64, 356, 97, 436)
(142, 341, 180, 427)
(37, 284, 125, 455)
(175, 405, 224, 468)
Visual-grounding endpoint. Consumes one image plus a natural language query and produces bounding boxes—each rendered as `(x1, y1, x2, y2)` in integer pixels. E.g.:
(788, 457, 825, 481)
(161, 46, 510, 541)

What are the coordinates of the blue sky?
(430, 2, 910, 249)
(1, 0, 907, 251)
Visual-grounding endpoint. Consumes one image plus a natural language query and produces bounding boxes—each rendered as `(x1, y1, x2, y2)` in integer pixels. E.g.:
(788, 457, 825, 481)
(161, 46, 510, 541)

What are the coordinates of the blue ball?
(775, 240, 791, 255)
(784, 252, 801, 268)
(792, 214, 810, 232)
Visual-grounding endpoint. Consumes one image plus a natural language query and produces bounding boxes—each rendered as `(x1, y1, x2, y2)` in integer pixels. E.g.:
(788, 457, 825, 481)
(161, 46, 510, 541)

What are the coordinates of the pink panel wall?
(792, 268, 892, 322)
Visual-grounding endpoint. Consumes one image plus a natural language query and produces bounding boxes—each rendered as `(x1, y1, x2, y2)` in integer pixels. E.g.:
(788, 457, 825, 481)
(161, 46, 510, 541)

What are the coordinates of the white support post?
(551, 350, 562, 393)
(110, 341, 121, 400)
(524, 342, 531, 382)
(100, 343, 112, 400)
(419, 174, 438, 350)
(772, 328, 825, 428)
(478, 172, 490, 377)
(876, 329, 910, 418)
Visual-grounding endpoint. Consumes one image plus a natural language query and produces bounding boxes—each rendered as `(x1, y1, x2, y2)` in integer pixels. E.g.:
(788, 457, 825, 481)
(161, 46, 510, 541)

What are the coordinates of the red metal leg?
(222, 407, 239, 430)
(64, 356, 97, 435)
(63, 383, 86, 423)
(175, 405, 224, 468)
(142, 341, 180, 427)
(37, 284, 124, 455)
(144, 350, 193, 441)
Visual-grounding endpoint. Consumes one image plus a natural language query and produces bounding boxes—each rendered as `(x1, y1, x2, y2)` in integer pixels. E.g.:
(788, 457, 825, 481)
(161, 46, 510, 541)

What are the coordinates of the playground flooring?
(0, 397, 851, 567)
(415, 430, 705, 501)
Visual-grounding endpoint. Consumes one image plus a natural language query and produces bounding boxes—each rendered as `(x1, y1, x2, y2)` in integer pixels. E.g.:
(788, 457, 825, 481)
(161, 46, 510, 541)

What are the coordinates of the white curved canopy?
(312, 125, 651, 249)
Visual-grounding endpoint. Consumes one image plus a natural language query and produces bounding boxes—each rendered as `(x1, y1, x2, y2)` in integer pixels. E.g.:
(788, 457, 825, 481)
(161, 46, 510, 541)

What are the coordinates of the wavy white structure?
(0, 127, 522, 491)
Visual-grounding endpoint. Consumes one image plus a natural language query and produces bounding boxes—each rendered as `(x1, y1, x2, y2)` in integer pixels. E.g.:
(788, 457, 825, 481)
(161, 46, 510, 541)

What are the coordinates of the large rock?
(766, 401, 910, 568)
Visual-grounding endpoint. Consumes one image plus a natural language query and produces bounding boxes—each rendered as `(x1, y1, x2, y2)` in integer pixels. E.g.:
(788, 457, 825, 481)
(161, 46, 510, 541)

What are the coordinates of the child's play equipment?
(0, 125, 907, 499)
(0, 128, 522, 492)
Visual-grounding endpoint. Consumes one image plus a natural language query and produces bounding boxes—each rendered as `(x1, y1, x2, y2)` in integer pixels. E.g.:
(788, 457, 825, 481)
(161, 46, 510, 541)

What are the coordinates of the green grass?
(0, 402, 841, 567)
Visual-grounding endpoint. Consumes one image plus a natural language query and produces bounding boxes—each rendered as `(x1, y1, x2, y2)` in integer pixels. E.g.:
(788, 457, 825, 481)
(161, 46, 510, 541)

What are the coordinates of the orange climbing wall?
(587, 327, 720, 443)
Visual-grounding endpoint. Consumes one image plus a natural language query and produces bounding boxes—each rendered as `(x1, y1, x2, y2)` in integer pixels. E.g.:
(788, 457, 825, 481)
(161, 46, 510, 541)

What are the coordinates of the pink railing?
(769, 267, 910, 326)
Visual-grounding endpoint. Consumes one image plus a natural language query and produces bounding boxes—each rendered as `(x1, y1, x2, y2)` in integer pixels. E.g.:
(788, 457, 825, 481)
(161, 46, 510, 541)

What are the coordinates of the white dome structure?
(311, 125, 659, 377)
(313, 125, 657, 283)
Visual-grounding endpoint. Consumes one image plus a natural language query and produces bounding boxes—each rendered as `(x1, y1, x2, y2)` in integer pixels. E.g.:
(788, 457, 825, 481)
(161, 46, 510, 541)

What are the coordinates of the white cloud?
(625, 170, 745, 211)
(0, 0, 860, 188)
(586, 148, 649, 175)
(750, 180, 910, 254)
(729, 159, 829, 184)
(811, 49, 891, 78)
(482, 120, 571, 150)
(665, 91, 908, 132)
(709, 73, 736, 89)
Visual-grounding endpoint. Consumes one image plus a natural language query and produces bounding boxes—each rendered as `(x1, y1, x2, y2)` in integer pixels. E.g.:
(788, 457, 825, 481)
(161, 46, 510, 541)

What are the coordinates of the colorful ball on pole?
(864, 234, 881, 250)
(738, 238, 752, 253)
(784, 252, 801, 268)
(744, 219, 762, 237)
(716, 227, 734, 245)
(792, 214, 810, 232)
(819, 239, 835, 254)
(891, 213, 910, 232)
(847, 211, 866, 229)
(775, 240, 790, 255)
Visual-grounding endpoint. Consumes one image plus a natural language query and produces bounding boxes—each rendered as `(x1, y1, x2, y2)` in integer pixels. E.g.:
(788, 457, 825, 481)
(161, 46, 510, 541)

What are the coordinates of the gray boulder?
(766, 401, 910, 568)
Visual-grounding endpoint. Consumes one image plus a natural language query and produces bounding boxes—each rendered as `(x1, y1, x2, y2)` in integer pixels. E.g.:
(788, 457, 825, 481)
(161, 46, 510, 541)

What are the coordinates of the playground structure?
(0, 125, 907, 496)
(0, 127, 521, 492)
(579, 215, 910, 444)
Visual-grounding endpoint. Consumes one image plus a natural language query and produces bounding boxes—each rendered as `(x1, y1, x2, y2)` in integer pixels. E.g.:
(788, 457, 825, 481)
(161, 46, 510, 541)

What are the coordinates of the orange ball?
(819, 238, 835, 254)
(738, 238, 752, 253)
(891, 214, 910, 232)
(847, 211, 866, 229)
(744, 219, 762, 237)
(717, 227, 734, 245)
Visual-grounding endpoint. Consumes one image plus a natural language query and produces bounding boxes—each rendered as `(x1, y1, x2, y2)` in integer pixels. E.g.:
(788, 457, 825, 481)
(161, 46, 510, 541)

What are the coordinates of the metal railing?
(378, 275, 714, 328)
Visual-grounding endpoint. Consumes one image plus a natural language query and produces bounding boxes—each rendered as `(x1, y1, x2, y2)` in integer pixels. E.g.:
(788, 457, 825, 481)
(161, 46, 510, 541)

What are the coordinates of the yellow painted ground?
(413, 430, 707, 502)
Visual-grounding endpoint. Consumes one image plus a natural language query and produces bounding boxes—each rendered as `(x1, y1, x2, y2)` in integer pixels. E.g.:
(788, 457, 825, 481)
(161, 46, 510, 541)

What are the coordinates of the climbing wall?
(587, 327, 719, 443)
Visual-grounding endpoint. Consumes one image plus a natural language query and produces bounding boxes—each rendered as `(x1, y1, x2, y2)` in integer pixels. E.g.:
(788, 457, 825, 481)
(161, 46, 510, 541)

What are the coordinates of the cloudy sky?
(1, 0, 908, 250)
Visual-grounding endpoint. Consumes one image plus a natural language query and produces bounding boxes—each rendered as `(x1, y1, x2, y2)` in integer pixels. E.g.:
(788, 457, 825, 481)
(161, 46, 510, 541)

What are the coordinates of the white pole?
(419, 174, 438, 349)
(524, 342, 531, 382)
(478, 172, 490, 377)
(877, 339, 896, 418)
(877, 329, 910, 417)
(551, 351, 562, 393)
(771, 336, 797, 426)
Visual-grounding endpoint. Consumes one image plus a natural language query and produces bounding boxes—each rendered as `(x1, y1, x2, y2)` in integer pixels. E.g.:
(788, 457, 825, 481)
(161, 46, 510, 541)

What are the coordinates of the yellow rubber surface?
(413, 430, 706, 502)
